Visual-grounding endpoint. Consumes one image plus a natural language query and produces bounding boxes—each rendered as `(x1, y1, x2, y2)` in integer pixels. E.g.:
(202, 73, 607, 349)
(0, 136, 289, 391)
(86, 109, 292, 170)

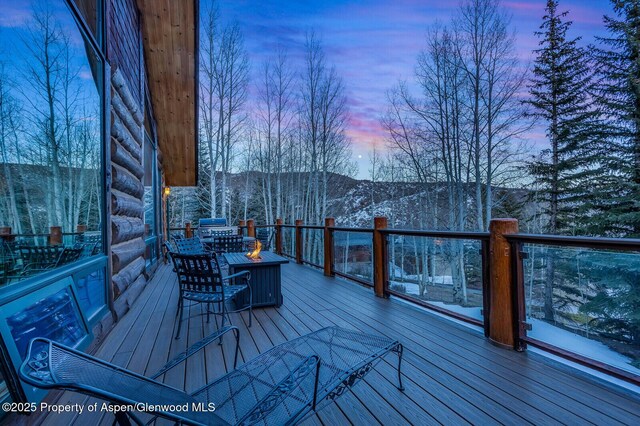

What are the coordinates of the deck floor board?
(23, 262, 640, 426)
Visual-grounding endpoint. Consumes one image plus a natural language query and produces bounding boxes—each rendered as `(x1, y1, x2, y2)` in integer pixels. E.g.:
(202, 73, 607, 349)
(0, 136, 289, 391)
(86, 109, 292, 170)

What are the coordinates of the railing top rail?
(298, 225, 325, 230)
(505, 233, 640, 251)
(329, 226, 374, 233)
(381, 228, 491, 240)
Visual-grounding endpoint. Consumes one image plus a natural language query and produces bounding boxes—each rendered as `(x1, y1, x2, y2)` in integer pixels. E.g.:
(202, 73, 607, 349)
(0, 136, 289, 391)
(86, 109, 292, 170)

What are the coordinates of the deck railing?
(506, 233, 640, 383)
(230, 217, 640, 385)
(165, 217, 640, 384)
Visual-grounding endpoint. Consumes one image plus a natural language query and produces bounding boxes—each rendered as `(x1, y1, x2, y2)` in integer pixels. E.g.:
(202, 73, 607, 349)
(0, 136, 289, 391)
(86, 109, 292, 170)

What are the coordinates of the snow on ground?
(528, 318, 640, 375)
(391, 275, 453, 285)
(392, 281, 639, 376)
(390, 280, 482, 321)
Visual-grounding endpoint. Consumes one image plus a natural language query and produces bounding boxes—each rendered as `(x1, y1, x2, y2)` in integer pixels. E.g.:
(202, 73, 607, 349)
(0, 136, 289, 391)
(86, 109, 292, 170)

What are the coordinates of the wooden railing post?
(238, 220, 246, 235)
(488, 218, 519, 349)
(295, 219, 303, 264)
(275, 218, 283, 255)
(185, 222, 192, 238)
(373, 216, 389, 298)
(247, 219, 256, 238)
(324, 218, 335, 277)
(49, 226, 62, 246)
(0, 227, 13, 242)
(76, 224, 87, 234)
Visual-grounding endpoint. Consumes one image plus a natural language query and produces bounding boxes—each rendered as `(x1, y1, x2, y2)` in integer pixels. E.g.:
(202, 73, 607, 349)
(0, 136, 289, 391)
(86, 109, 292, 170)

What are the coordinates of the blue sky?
(213, 0, 615, 178)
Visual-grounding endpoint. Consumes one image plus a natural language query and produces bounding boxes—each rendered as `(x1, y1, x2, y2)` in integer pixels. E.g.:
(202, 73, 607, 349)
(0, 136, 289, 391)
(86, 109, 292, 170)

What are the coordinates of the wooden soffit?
(137, 0, 199, 186)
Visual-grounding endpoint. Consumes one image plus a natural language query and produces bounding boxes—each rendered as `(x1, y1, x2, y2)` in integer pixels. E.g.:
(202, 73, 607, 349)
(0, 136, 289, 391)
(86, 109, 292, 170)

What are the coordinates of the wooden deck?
(25, 262, 640, 425)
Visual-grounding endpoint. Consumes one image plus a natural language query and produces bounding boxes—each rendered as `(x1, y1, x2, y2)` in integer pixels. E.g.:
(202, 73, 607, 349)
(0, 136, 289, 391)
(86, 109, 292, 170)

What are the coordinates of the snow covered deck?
(28, 262, 640, 425)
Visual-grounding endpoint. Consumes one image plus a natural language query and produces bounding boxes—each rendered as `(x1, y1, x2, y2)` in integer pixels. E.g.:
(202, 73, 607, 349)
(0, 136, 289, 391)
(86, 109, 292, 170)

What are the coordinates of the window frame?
(0, 0, 109, 407)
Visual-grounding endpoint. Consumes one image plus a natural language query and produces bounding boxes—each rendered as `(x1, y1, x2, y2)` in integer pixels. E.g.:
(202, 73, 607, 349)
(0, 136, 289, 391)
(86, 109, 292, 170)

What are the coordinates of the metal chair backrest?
(56, 247, 83, 266)
(19, 338, 226, 425)
(213, 235, 244, 254)
(19, 246, 64, 270)
(173, 237, 208, 255)
(256, 228, 272, 250)
(170, 252, 224, 296)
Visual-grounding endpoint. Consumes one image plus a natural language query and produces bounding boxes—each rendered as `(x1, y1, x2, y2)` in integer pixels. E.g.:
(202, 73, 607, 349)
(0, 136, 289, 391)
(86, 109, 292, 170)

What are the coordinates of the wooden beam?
(137, 0, 198, 186)
(49, 226, 62, 246)
(247, 219, 256, 238)
(275, 218, 283, 255)
(295, 219, 303, 264)
(488, 218, 519, 349)
(373, 217, 388, 298)
(324, 218, 335, 277)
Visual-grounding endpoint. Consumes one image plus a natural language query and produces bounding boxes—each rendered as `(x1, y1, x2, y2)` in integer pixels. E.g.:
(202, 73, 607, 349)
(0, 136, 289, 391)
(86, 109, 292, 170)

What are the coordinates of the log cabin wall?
(108, 0, 142, 104)
(106, 0, 151, 320)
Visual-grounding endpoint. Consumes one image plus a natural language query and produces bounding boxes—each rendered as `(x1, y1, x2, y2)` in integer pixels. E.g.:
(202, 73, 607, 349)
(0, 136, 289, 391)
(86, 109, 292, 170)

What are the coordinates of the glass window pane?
(72, 0, 100, 42)
(75, 267, 105, 320)
(0, 1, 104, 286)
(7, 287, 88, 358)
(143, 138, 156, 237)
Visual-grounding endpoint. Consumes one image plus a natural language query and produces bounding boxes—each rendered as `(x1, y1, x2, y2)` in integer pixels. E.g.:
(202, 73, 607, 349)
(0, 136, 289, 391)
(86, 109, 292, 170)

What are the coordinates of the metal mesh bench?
(20, 326, 404, 425)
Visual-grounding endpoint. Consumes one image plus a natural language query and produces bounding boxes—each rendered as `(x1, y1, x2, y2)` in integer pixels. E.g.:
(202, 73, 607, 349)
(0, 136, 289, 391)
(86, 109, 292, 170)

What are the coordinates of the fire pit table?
(223, 251, 288, 307)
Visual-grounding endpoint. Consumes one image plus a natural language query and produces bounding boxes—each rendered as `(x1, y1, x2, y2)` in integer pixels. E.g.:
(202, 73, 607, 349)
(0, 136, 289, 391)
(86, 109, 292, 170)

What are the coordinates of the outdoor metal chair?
(56, 247, 83, 266)
(174, 237, 210, 255)
(255, 228, 273, 251)
(212, 235, 244, 254)
(20, 326, 404, 426)
(169, 252, 252, 339)
(0, 240, 19, 285)
(17, 245, 65, 276)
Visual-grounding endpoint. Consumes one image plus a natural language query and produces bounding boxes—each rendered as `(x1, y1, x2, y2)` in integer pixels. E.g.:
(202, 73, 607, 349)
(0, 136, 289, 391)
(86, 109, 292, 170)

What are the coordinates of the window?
(72, 0, 102, 43)
(144, 136, 157, 239)
(0, 0, 105, 407)
(143, 131, 159, 268)
(74, 266, 106, 321)
(0, 1, 104, 287)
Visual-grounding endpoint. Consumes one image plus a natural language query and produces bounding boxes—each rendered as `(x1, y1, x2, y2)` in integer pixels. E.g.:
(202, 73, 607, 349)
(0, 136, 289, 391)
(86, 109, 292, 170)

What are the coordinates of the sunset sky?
(215, 0, 615, 177)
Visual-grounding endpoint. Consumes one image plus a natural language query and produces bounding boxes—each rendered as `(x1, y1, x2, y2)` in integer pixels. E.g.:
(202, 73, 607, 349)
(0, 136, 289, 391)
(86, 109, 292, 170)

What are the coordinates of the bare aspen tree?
(0, 65, 23, 233)
(199, 3, 222, 217)
(199, 2, 249, 220)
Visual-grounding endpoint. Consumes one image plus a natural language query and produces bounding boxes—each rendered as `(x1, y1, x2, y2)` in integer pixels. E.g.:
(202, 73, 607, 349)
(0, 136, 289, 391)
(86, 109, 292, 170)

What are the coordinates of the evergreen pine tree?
(591, 0, 640, 237)
(527, 0, 600, 321)
(527, 0, 600, 235)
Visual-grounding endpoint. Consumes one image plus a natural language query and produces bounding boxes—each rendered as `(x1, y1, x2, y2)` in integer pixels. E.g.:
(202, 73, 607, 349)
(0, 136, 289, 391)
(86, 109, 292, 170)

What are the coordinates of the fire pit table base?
(223, 251, 289, 308)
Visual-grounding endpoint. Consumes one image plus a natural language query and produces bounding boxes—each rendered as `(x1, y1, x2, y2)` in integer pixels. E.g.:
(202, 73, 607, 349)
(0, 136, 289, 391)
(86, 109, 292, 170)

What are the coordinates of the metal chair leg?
(248, 284, 253, 327)
(175, 300, 184, 340)
(394, 343, 405, 391)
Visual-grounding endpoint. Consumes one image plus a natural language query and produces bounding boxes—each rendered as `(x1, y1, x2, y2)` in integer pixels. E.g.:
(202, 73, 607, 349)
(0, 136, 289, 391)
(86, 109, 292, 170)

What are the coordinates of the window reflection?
(75, 267, 105, 320)
(143, 137, 156, 238)
(7, 287, 87, 358)
(72, 0, 100, 41)
(0, 1, 103, 286)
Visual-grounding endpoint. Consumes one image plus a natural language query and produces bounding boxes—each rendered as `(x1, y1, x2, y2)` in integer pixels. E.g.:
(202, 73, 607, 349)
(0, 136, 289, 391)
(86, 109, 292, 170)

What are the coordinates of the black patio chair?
(212, 235, 244, 254)
(56, 247, 83, 266)
(174, 237, 210, 255)
(0, 240, 19, 285)
(20, 326, 404, 426)
(18, 245, 65, 276)
(169, 252, 252, 339)
(255, 228, 273, 251)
